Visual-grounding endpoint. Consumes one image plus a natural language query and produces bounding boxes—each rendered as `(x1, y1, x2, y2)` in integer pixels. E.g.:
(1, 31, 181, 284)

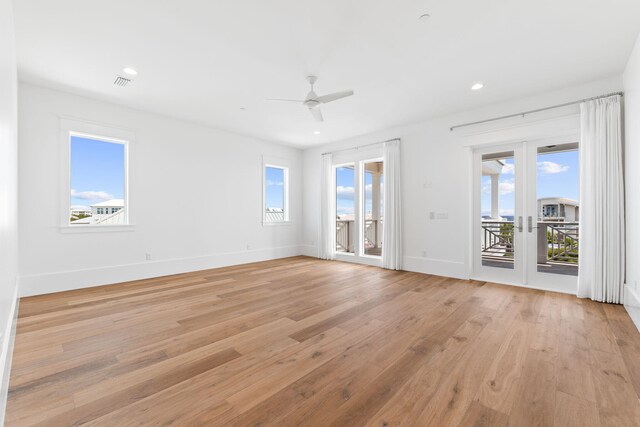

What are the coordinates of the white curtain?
(382, 139, 402, 270)
(319, 153, 335, 260)
(578, 95, 625, 303)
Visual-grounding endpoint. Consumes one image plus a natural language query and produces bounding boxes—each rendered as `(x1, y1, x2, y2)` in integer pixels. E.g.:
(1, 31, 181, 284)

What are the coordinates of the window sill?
(59, 224, 136, 234)
(262, 221, 293, 227)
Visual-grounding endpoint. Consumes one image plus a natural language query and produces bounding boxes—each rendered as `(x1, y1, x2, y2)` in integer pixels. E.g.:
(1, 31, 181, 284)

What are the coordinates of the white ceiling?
(14, 0, 640, 147)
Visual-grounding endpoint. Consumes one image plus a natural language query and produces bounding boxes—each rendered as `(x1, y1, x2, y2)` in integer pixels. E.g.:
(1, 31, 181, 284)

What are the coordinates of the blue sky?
(265, 166, 285, 209)
(336, 164, 383, 217)
(70, 135, 124, 208)
(336, 166, 355, 216)
(481, 150, 579, 217)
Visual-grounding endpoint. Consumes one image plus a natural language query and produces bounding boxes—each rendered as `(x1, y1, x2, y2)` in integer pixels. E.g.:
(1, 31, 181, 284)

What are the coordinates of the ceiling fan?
(266, 76, 354, 122)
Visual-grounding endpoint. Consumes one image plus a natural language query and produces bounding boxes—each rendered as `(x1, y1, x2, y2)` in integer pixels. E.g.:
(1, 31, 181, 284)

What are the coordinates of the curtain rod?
(321, 138, 398, 156)
(450, 91, 624, 132)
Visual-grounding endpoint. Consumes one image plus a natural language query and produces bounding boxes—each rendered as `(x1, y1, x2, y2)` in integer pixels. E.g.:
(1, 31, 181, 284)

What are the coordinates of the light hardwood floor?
(6, 257, 640, 426)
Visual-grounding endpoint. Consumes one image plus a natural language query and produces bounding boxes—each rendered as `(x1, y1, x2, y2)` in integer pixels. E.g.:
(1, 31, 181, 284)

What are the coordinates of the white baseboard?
(299, 245, 319, 258)
(624, 284, 640, 333)
(403, 256, 468, 280)
(19, 245, 305, 297)
(0, 280, 19, 426)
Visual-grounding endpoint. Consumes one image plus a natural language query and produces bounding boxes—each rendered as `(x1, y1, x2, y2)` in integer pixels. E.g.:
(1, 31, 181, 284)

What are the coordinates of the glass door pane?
(534, 143, 579, 276)
(481, 151, 516, 269)
(336, 164, 355, 254)
(363, 160, 383, 257)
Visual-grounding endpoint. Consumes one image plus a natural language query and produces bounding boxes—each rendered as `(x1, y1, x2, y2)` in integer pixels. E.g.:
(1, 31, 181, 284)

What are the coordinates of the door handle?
(527, 216, 538, 232)
(517, 216, 523, 232)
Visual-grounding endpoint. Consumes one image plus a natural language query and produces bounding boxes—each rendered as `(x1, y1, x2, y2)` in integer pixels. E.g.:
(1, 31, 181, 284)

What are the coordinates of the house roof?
(538, 197, 579, 206)
(91, 199, 124, 207)
(265, 207, 285, 222)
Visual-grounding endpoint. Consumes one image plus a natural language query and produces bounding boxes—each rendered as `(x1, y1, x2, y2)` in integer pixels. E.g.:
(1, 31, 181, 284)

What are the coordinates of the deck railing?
(336, 220, 353, 252)
(336, 219, 382, 253)
(364, 219, 382, 249)
(481, 220, 579, 265)
(539, 221, 579, 264)
(481, 221, 515, 260)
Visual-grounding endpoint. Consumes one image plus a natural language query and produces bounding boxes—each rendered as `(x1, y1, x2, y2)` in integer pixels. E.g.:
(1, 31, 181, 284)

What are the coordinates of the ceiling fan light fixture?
(265, 76, 354, 123)
(471, 82, 484, 91)
(122, 67, 138, 76)
(314, 130, 321, 135)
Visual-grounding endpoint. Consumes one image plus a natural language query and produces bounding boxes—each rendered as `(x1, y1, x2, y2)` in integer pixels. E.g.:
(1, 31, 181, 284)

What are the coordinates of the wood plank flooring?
(6, 256, 640, 426)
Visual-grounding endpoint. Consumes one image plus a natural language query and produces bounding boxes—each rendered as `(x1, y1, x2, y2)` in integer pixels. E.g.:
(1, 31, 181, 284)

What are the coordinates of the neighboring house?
(70, 206, 91, 217)
(91, 199, 124, 220)
(70, 199, 125, 225)
(537, 197, 579, 221)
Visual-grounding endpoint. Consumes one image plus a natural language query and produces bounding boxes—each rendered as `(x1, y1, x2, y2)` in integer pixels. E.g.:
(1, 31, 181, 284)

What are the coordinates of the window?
(69, 133, 128, 226)
(263, 164, 289, 223)
(336, 164, 355, 253)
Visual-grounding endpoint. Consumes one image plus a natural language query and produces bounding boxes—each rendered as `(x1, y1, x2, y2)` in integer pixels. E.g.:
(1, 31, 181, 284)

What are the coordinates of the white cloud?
(71, 189, 114, 202)
(266, 180, 283, 186)
(538, 161, 569, 175)
(501, 163, 515, 174)
(336, 186, 355, 197)
(499, 180, 515, 195)
(337, 184, 383, 199)
(482, 179, 515, 195)
(337, 206, 354, 216)
(70, 205, 91, 210)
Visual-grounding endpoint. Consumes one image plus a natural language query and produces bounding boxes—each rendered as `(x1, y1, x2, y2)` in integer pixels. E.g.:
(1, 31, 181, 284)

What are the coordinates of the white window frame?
(262, 156, 291, 226)
(59, 117, 135, 233)
(332, 144, 384, 267)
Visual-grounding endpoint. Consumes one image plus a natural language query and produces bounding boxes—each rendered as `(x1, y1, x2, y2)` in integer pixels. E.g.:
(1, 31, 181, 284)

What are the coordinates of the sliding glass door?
(363, 160, 384, 256)
(474, 144, 525, 285)
(333, 152, 384, 266)
(525, 141, 579, 293)
(473, 139, 579, 293)
(336, 163, 356, 254)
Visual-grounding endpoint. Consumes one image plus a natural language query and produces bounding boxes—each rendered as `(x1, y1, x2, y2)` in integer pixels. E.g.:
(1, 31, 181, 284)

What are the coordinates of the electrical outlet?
(145, 253, 152, 261)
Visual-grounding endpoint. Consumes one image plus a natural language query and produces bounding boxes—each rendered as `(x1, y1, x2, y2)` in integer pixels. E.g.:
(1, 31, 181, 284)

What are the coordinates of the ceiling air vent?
(113, 76, 131, 87)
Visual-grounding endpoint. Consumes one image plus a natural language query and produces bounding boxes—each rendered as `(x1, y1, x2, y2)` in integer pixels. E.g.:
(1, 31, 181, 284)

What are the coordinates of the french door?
(473, 138, 579, 294)
(334, 153, 384, 266)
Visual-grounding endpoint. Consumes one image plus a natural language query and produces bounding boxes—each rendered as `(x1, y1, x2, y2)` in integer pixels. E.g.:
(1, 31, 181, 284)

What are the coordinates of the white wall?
(18, 84, 304, 296)
(0, 0, 19, 422)
(624, 33, 640, 330)
(302, 77, 623, 281)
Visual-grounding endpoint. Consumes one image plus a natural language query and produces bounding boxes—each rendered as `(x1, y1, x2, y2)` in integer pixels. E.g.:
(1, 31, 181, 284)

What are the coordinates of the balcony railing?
(481, 220, 579, 268)
(336, 219, 383, 254)
(539, 221, 579, 264)
(481, 221, 515, 260)
(336, 220, 354, 252)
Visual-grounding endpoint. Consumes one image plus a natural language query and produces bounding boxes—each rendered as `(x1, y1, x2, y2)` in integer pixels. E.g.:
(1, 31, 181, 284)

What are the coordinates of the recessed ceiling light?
(418, 13, 431, 21)
(122, 67, 138, 76)
(314, 130, 321, 135)
(471, 83, 484, 91)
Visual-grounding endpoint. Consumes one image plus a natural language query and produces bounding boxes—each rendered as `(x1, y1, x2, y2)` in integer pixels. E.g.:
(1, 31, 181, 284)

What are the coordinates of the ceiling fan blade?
(316, 90, 354, 104)
(265, 98, 304, 103)
(309, 107, 324, 122)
